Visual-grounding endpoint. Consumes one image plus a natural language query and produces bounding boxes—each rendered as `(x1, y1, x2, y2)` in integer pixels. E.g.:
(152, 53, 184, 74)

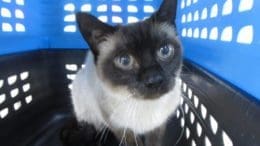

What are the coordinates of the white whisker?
(133, 101, 139, 146)
(119, 127, 127, 146)
(97, 124, 106, 136)
(134, 133, 139, 146)
(103, 127, 110, 143)
(99, 126, 109, 143)
(119, 101, 132, 146)
(175, 105, 185, 145)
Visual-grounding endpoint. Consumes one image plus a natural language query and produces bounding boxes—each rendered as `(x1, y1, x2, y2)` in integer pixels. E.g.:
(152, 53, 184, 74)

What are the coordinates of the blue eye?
(119, 55, 130, 66)
(157, 45, 174, 60)
(114, 54, 134, 70)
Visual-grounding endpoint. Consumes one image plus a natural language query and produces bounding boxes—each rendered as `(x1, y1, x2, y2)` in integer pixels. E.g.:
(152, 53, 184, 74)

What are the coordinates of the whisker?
(133, 101, 139, 146)
(103, 127, 110, 143)
(182, 96, 207, 128)
(99, 126, 108, 143)
(97, 125, 107, 139)
(119, 127, 127, 146)
(134, 132, 139, 146)
(119, 102, 132, 146)
(174, 105, 185, 146)
(127, 100, 137, 146)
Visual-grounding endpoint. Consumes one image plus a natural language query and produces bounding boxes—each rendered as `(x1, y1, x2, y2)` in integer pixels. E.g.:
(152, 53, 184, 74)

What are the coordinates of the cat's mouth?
(130, 79, 174, 100)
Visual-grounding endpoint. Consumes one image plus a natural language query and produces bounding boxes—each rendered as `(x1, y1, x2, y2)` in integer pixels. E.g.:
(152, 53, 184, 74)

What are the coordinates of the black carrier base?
(0, 50, 259, 146)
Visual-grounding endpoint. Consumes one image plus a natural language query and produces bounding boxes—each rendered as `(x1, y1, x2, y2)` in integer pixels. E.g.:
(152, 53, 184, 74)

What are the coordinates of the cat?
(67, 0, 183, 145)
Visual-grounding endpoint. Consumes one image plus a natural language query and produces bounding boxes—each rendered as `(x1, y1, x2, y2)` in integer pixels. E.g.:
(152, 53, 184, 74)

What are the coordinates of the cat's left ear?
(148, 0, 178, 26)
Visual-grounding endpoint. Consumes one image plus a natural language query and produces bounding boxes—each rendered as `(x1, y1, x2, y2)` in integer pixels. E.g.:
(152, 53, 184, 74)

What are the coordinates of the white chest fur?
(71, 53, 181, 134)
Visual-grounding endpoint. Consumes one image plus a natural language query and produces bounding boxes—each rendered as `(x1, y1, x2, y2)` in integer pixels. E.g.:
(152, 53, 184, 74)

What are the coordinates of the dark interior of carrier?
(0, 0, 259, 146)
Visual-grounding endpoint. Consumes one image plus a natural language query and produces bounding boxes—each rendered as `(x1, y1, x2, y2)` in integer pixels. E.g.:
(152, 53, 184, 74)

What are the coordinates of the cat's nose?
(145, 75, 163, 88)
(142, 71, 164, 88)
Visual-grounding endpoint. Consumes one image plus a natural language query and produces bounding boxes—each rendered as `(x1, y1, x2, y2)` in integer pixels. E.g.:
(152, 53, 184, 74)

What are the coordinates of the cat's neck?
(97, 77, 181, 134)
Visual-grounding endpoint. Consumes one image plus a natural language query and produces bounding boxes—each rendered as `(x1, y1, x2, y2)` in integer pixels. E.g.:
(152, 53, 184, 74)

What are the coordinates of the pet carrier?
(0, 0, 259, 146)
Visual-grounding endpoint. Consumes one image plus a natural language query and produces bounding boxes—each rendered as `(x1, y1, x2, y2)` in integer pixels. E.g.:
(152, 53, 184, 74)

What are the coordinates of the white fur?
(71, 51, 181, 134)
(71, 53, 106, 129)
(104, 79, 181, 134)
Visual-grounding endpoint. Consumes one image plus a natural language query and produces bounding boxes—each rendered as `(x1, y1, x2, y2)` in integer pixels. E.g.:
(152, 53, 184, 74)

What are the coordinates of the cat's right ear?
(148, 0, 177, 27)
(76, 12, 116, 56)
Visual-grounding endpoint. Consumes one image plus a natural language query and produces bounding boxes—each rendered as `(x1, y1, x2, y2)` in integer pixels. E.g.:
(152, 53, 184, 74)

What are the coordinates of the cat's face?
(96, 23, 182, 99)
(77, 0, 182, 99)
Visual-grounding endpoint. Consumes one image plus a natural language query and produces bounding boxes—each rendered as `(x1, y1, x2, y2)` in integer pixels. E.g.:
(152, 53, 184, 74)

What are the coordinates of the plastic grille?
(63, 0, 161, 33)
(175, 79, 234, 146)
(0, 0, 26, 33)
(0, 71, 33, 119)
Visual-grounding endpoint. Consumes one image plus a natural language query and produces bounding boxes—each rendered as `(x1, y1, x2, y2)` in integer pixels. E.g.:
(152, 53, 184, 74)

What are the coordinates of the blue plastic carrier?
(1, 0, 259, 99)
(0, 0, 259, 146)
(176, 0, 260, 100)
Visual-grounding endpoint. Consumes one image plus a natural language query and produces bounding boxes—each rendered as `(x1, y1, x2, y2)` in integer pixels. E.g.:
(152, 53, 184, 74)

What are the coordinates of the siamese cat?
(67, 0, 182, 145)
